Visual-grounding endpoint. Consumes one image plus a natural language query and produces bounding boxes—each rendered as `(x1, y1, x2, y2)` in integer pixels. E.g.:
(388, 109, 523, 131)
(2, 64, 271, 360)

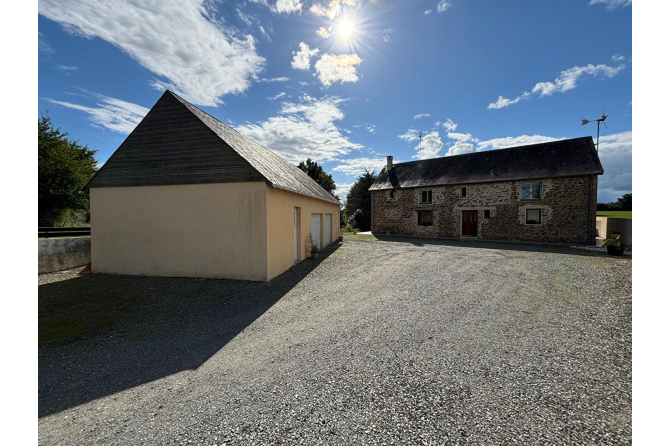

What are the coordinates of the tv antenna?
(581, 109, 610, 151)
(419, 131, 423, 151)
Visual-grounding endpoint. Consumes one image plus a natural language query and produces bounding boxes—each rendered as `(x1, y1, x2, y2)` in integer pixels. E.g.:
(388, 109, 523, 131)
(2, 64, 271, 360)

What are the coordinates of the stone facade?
(371, 175, 598, 244)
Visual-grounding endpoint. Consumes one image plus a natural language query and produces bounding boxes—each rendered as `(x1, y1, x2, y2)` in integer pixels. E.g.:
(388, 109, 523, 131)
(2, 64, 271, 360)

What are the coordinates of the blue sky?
(38, 0, 632, 202)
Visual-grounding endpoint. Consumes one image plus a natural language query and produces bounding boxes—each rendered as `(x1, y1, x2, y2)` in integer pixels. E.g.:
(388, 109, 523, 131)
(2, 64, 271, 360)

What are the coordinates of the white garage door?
(311, 213, 321, 249)
(324, 214, 331, 246)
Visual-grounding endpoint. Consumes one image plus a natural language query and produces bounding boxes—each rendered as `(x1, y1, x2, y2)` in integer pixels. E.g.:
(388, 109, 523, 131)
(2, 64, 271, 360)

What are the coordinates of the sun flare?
(337, 18, 355, 40)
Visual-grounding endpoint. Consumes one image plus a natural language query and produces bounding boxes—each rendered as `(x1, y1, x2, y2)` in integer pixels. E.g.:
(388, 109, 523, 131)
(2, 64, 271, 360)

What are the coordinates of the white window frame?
(521, 183, 542, 201)
(525, 208, 542, 225)
(420, 190, 432, 204)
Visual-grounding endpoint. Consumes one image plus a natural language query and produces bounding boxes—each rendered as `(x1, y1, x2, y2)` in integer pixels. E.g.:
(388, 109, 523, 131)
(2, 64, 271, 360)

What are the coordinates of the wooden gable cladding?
(87, 92, 265, 188)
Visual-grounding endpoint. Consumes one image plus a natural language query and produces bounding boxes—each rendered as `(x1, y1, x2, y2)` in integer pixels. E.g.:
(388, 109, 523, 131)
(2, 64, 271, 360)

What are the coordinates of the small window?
(521, 183, 542, 200)
(420, 190, 432, 203)
(460, 187, 467, 198)
(418, 210, 433, 226)
(484, 209, 491, 219)
(526, 209, 542, 225)
(390, 189, 398, 199)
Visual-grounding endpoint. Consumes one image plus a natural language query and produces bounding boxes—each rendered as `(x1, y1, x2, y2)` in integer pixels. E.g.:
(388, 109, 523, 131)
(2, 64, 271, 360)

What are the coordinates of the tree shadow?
(372, 235, 630, 257)
(38, 242, 341, 418)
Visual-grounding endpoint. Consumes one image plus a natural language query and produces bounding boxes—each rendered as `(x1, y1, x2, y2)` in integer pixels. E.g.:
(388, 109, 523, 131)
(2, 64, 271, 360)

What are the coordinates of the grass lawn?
(597, 211, 632, 219)
(341, 231, 378, 241)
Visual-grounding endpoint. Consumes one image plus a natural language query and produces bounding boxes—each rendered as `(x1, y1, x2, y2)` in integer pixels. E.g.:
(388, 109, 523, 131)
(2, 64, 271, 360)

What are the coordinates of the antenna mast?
(419, 131, 423, 151)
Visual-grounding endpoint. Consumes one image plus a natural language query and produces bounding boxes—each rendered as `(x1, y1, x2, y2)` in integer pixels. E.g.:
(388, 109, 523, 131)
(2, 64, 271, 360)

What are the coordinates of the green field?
(596, 211, 632, 219)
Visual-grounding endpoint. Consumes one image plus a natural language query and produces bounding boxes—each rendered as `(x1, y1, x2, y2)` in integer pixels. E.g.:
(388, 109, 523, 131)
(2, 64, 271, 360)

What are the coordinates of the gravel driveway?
(39, 237, 631, 445)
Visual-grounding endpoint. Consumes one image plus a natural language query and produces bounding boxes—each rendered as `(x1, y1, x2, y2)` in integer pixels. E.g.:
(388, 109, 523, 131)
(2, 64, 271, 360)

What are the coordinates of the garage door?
(310, 213, 321, 249)
(324, 214, 331, 246)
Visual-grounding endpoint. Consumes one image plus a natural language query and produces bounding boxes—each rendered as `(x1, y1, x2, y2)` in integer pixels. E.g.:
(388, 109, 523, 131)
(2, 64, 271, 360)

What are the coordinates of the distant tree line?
(597, 193, 632, 212)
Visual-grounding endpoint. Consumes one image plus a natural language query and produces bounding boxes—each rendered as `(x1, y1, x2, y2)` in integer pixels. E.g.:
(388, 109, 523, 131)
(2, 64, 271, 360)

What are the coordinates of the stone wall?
(371, 175, 598, 244)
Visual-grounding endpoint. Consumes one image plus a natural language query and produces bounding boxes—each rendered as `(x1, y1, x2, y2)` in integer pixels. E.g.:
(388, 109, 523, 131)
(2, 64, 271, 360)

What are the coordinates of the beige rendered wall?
(266, 186, 340, 280)
(90, 182, 268, 281)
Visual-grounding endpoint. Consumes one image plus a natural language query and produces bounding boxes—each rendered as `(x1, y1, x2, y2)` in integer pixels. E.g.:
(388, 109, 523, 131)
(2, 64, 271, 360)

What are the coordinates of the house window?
(525, 209, 542, 225)
(460, 187, 467, 198)
(389, 189, 398, 199)
(420, 190, 432, 203)
(484, 209, 491, 219)
(418, 210, 433, 226)
(521, 183, 542, 200)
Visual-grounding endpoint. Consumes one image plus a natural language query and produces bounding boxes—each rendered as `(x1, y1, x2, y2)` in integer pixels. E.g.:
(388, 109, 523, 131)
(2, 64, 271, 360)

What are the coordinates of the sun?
(337, 18, 355, 40)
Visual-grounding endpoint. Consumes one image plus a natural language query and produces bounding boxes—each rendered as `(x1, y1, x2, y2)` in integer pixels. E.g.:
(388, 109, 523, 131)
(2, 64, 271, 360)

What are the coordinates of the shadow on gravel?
(38, 242, 341, 418)
(372, 235, 630, 258)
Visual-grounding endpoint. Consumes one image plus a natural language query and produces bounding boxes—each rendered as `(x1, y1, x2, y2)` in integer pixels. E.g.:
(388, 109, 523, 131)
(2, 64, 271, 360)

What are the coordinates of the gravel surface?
(39, 238, 631, 445)
(38, 266, 85, 285)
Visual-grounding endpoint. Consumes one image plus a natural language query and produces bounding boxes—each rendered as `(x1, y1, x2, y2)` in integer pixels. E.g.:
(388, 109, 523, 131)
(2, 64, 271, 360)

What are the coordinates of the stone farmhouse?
(368, 137, 603, 244)
(86, 91, 340, 281)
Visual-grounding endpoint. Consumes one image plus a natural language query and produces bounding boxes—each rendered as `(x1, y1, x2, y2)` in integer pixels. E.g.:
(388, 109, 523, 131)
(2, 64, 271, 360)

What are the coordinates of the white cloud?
(447, 132, 473, 142)
(488, 63, 625, 109)
(39, 0, 265, 107)
(332, 157, 386, 176)
(611, 54, 625, 62)
(446, 141, 477, 156)
(487, 94, 528, 110)
(44, 94, 149, 134)
(235, 95, 363, 163)
(399, 128, 420, 142)
(314, 53, 362, 87)
(334, 182, 353, 201)
(424, 10, 433, 15)
(250, 0, 303, 14)
(259, 26, 272, 41)
(591, 131, 632, 202)
(414, 132, 443, 160)
(259, 77, 290, 83)
(382, 34, 390, 42)
(291, 42, 320, 70)
(38, 33, 54, 54)
(309, 0, 360, 20)
(477, 134, 559, 150)
(597, 130, 632, 156)
(364, 123, 375, 133)
(236, 8, 255, 26)
(442, 119, 458, 132)
(269, 92, 287, 101)
(589, 0, 632, 10)
(316, 26, 330, 38)
(437, 1, 451, 12)
(414, 113, 431, 119)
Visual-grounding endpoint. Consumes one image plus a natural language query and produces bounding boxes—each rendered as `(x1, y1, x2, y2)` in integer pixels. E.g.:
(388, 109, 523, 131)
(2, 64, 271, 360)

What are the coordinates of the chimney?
(386, 155, 393, 171)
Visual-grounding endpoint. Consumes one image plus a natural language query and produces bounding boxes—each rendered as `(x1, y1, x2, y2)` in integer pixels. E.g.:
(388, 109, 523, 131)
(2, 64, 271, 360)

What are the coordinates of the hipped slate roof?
(86, 91, 339, 205)
(369, 137, 604, 191)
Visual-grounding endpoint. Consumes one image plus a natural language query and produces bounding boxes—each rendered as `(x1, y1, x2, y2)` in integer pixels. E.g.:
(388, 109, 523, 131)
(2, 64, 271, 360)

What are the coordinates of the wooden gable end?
(87, 92, 266, 188)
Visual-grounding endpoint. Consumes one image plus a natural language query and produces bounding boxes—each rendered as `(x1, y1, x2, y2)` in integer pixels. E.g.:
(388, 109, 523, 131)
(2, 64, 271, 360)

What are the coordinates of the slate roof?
(86, 91, 339, 205)
(369, 137, 604, 191)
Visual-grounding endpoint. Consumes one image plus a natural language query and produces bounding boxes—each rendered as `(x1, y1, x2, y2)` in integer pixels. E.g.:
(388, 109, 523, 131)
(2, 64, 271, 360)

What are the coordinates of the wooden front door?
(462, 210, 478, 236)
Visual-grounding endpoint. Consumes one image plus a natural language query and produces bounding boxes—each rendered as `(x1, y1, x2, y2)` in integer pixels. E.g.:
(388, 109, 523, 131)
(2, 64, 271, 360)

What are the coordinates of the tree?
(617, 193, 632, 211)
(297, 158, 336, 195)
(345, 170, 377, 231)
(39, 115, 98, 225)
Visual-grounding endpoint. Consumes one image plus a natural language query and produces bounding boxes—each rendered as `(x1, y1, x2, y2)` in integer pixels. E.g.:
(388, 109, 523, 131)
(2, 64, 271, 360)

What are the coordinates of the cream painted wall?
(90, 182, 268, 281)
(266, 187, 340, 280)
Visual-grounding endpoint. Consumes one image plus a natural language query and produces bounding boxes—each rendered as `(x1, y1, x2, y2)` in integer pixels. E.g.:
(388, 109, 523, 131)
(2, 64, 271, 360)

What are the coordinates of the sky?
(38, 0, 632, 203)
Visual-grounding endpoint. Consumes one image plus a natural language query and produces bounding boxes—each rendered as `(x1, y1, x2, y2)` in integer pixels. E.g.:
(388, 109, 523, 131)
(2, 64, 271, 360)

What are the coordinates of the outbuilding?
(86, 91, 340, 281)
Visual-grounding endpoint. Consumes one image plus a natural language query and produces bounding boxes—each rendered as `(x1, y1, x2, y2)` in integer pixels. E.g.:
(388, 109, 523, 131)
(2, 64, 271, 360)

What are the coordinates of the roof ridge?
(166, 91, 339, 204)
(389, 136, 593, 167)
